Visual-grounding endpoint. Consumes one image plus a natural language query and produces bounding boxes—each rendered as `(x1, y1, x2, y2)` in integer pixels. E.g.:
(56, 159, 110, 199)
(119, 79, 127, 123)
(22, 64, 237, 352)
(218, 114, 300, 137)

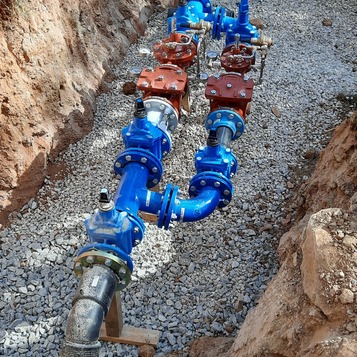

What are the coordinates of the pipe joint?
(189, 171, 233, 207)
(114, 148, 163, 188)
(205, 109, 245, 140)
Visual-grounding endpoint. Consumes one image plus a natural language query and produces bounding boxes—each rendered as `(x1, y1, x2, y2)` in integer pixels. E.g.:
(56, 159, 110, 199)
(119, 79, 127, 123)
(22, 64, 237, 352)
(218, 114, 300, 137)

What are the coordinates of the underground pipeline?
(62, 264, 118, 356)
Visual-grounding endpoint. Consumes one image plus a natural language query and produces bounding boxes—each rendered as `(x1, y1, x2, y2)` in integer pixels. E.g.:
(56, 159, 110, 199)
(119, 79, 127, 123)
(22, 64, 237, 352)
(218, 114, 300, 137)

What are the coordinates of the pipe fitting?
(62, 265, 118, 356)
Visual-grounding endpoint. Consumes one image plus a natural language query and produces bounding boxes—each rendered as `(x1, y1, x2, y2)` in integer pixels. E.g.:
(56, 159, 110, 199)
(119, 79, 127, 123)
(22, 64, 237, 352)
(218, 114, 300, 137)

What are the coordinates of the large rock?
(228, 208, 357, 357)
(0, 0, 171, 225)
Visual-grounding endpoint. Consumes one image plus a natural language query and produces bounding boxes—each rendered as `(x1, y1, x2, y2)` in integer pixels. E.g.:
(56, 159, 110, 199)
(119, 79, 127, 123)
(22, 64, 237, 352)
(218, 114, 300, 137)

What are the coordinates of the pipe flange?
(212, 6, 226, 40)
(114, 148, 163, 188)
(75, 249, 132, 291)
(158, 183, 173, 229)
(206, 109, 245, 140)
(144, 97, 179, 137)
(158, 184, 179, 230)
(189, 172, 233, 207)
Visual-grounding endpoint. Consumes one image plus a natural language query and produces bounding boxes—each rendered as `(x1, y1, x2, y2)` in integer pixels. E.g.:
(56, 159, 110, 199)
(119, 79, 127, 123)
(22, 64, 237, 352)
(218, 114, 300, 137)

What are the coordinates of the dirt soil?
(0, 0, 171, 227)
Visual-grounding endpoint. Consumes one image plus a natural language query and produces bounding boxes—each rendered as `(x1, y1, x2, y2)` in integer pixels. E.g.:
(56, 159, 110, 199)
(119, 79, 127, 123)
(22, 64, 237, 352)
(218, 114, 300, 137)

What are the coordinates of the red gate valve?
(205, 73, 254, 121)
(153, 33, 197, 69)
(220, 44, 255, 74)
(136, 65, 189, 116)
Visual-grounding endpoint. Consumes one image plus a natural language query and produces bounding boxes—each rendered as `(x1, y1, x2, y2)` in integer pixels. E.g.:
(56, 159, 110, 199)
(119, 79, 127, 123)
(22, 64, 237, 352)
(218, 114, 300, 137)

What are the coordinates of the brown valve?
(220, 44, 256, 74)
(136, 65, 189, 116)
(205, 73, 254, 122)
(153, 33, 197, 69)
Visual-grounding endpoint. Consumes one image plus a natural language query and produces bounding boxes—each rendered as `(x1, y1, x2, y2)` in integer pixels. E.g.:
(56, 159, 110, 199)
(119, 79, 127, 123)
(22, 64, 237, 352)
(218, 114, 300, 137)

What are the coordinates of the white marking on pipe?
(146, 191, 151, 207)
(180, 208, 185, 222)
(91, 276, 99, 287)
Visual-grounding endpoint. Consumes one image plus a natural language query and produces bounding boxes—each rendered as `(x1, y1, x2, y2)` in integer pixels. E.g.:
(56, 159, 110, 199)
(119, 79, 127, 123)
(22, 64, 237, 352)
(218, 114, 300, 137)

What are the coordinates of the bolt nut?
(200, 180, 206, 186)
(210, 90, 217, 95)
(134, 239, 140, 246)
(86, 256, 95, 264)
(119, 267, 127, 277)
(152, 167, 158, 173)
(141, 157, 147, 163)
(105, 259, 112, 267)
(190, 186, 196, 192)
(216, 113, 222, 118)
(134, 227, 140, 233)
(75, 262, 82, 271)
(223, 199, 230, 205)
(125, 155, 132, 161)
(223, 189, 230, 196)
(214, 181, 221, 188)
(115, 162, 121, 168)
(226, 83, 232, 88)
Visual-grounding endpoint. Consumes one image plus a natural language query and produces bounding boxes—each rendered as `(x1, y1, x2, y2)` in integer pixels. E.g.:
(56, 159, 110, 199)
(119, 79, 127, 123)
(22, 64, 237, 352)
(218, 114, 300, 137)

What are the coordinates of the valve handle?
(99, 188, 111, 203)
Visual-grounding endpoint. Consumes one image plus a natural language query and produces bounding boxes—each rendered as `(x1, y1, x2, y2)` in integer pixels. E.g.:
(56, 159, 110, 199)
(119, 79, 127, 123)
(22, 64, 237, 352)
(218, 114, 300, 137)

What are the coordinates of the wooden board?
(100, 324, 160, 347)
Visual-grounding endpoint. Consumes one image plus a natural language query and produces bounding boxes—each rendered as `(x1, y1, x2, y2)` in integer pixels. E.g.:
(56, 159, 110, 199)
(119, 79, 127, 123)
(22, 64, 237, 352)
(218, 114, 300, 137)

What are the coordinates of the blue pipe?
(168, 0, 258, 44)
(113, 162, 149, 214)
(172, 187, 221, 222)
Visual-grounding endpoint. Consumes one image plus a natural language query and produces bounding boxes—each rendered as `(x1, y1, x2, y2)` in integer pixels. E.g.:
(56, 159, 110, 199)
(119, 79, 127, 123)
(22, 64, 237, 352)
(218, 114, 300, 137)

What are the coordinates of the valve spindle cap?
(99, 188, 110, 203)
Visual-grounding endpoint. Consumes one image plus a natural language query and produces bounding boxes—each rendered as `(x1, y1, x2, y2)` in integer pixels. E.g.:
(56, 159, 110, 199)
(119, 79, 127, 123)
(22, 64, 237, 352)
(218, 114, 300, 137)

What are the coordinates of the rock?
(139, 344, 156, 357)
(339, 289, 354, 304)
(250, 18, 264, 29)
(271, 106, 281, 118)
(322, 18, 333, 26)
(303, 148, 317, 160)
(122, 81, 137, 95)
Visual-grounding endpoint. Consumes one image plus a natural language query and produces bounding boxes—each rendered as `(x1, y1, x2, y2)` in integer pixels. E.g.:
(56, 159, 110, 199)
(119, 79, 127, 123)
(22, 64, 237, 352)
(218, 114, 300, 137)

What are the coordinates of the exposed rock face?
(189, 113, 357, 357)
(0, 0, 170, 225)
(299, 112, 357, 214)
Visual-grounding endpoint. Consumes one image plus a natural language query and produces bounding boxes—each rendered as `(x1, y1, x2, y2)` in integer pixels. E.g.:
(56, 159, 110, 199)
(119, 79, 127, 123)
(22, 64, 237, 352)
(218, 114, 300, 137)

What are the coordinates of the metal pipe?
(62, 265, 118, 356)
(173, 187, 221, 222)
(216, 126, 233, 148)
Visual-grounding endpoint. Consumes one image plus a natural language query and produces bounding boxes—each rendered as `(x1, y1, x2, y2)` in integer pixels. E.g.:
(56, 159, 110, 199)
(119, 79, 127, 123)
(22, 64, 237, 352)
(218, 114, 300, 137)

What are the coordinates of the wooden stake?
(100, 291, 160, 347)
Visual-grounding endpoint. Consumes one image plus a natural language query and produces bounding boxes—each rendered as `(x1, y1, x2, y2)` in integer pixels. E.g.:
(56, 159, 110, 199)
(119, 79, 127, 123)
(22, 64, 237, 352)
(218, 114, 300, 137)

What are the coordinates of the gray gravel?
(1, 0, 356, 356)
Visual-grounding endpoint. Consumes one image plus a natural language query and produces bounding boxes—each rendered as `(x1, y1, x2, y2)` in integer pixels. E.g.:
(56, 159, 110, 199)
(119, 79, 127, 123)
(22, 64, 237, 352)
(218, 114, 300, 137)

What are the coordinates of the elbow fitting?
(62, 264, 119, 356)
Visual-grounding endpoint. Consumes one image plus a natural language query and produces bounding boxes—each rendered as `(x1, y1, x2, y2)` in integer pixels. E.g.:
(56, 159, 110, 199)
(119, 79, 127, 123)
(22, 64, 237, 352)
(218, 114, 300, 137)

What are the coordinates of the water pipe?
(63, 1, 272, 354)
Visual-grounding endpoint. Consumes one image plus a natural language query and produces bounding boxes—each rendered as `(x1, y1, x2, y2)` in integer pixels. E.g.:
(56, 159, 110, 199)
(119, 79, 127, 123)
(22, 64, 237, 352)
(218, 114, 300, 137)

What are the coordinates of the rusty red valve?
(153, 33, 197, 69)
(205, 73, 254, 122)
(136, 64, 189, 117)
(220, 44, 255, 75)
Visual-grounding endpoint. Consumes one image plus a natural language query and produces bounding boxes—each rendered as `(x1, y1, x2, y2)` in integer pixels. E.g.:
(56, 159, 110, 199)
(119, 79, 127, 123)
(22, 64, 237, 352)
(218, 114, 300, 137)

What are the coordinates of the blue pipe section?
(168, 0, 258, 45)
(80, 93, 244, 273)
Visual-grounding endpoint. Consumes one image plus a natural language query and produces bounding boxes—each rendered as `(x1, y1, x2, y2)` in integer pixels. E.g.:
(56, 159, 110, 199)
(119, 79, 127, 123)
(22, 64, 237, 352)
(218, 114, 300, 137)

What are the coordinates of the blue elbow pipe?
(173, 187, 221, 222)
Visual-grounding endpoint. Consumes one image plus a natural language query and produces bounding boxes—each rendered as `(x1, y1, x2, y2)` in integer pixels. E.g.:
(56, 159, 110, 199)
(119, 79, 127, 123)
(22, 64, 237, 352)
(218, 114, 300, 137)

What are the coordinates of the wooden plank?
(100, 324, 160, 347)
(104, 291, 123, 337)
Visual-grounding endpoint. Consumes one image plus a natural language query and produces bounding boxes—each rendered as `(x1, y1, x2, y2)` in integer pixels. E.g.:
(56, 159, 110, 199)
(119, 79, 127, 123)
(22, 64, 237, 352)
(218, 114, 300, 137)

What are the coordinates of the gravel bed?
(1, 0, 356, 356)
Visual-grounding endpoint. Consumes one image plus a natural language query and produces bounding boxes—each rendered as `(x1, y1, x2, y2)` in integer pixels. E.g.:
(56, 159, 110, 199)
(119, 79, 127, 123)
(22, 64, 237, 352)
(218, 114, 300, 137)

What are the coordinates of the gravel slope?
(1, 0, 356, 356)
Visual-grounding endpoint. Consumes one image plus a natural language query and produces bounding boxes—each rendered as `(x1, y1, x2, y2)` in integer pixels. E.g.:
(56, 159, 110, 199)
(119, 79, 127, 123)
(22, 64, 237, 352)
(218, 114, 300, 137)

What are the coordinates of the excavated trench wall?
(0, 0, 171, 225)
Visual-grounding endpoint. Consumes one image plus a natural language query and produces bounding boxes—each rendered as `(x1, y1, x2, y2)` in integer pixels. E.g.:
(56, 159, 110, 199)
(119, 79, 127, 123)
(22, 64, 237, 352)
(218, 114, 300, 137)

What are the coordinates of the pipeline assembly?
(62, 0, 272, 355)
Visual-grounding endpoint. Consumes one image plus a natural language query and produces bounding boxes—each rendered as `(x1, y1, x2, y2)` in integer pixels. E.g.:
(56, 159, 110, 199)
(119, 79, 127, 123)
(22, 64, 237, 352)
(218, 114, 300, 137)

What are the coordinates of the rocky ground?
(0, 0, 356, 356)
